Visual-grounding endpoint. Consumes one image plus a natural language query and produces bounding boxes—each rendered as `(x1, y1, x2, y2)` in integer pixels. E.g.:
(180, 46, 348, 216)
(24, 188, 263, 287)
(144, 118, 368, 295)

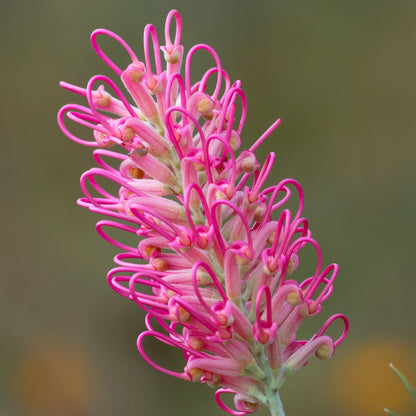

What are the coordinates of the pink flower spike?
(59, 10, 349, 416)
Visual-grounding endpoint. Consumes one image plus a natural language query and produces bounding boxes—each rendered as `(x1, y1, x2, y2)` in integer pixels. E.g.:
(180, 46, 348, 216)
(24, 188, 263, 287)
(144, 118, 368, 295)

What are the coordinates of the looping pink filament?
(164, 9, 182, 50)
(255, 285, 273, 328)
(204, 134, 237, 185)
(90, 28, 140, 75)
(92, 148, 127, 174)
(306, 263, 339, 307)
(96, 220, 139, 252)
(143, 24, 162, 78)
(315, 313, 349, 348)
(214, 389, 250, 416)
(165, 73, 187, 113)
(185, 44, 222, 102)
(211, 200, 253, 255)
(137, 331, 194, 380)
(200, 68, 231, 104)
(218, 87, 247, 135)
(86, 75, 138, 123)
(58, 104, 103, 146)
(191, 262, 228, 315)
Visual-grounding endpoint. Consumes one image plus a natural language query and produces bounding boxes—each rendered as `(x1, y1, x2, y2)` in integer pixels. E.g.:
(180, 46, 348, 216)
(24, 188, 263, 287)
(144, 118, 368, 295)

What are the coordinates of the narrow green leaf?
(389, 363, 416, 402)
(382, 406, 400, 416)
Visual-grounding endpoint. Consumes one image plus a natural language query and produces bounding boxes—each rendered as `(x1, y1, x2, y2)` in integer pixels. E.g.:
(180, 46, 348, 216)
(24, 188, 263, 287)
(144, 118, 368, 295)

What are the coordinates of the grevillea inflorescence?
(58, 10, 348, 416)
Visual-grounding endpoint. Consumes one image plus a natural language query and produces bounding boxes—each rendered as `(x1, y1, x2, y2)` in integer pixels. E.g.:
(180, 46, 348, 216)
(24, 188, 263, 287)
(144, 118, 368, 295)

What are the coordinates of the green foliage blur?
(1, 0, 415, 415)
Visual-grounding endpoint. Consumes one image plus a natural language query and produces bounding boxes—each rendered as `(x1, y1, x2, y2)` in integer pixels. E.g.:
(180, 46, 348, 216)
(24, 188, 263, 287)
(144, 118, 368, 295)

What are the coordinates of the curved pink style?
(58, 10, 348, 416)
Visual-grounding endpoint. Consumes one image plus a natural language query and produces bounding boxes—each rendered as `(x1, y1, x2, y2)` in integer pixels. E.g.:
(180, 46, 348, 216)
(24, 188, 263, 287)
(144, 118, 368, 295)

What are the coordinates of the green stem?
(266, 388, 285, 416)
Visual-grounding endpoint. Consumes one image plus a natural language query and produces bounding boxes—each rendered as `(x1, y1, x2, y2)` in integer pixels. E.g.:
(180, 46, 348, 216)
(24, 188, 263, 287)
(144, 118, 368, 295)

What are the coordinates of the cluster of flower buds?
(58, 10, 348, 415)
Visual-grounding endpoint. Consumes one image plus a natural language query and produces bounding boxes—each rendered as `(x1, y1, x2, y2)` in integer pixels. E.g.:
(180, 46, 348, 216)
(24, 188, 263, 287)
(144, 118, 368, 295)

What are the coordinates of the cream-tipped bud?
(129, 168, 145, 179)
(197, 96, 214, 115)
(129, 68, 145, 82)
(163, 46, 182, 64)
(150, 257, 168, 271)
(287, 253, 300, 275)
(176, 305, 192, 322)
(253, 203, 266, 223)
(123, 126, 135, 142)
(187, 337, 204, 351)
(287, 290, 302, 306)
(267, 231, 275, 246)
(93, 88, 112, 107)
(188, 367, 203, 382)
(229, 130, 242, 150)
(315, 343, 332, 359)
(141, 245, 160, 258)
(196, 270, 214, 285)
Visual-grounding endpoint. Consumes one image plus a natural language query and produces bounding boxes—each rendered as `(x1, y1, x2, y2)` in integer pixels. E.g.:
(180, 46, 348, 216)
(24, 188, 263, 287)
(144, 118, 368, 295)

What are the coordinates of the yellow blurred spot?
(330, 339, 416, 416)
(12, 336, 96, 416)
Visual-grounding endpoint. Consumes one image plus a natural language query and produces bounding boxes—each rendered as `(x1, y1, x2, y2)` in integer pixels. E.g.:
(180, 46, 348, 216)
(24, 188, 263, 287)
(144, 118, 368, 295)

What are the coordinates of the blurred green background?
(1, 0, 415, 415)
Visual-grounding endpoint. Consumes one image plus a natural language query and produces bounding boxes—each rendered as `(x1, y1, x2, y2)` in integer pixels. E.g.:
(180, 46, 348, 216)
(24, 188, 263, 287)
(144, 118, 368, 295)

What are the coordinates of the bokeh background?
(1, 0, 415, 415)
